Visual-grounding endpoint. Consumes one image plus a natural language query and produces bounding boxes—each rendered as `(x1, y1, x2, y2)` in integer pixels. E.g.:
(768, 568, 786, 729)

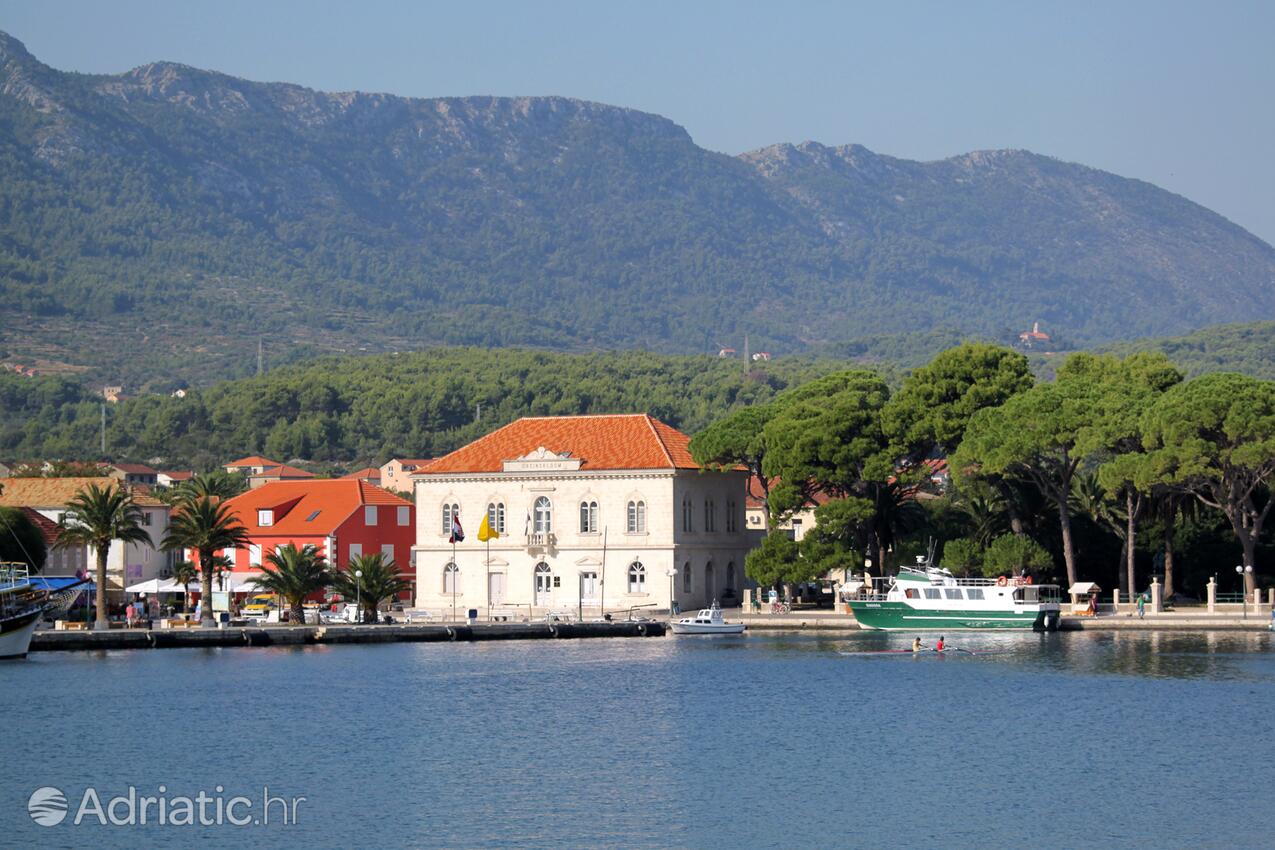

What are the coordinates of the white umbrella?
(125, 578, 165, 594)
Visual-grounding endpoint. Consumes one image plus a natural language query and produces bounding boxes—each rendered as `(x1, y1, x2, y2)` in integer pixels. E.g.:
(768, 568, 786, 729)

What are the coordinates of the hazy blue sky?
(4, 0, 1273, 243)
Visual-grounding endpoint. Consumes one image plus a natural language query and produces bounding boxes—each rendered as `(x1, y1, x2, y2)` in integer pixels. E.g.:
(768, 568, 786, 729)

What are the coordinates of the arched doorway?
(534, 562, 552, 606)
(704, 561, 715, 604)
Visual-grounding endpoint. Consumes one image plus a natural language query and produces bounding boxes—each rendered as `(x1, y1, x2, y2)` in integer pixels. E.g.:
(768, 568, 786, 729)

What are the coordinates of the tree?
(882, 342, 1033, 461)
(176, 471, 247, 501)
(1140, 372, 1275, 594)
(744, 532, 810, 589)
(161, 496, 251, 628)
(0, 505, 48, 571)
(170, 559, 198, 617)
(250, 543, 330, 626)
(981, 533, 1053, 578)
(939, 538, 981, 575)
(1069, 472, 1132, 593)
(55, 483, 153, 629)
(329, 553, 412, 624)
(689, 403, 775, 503)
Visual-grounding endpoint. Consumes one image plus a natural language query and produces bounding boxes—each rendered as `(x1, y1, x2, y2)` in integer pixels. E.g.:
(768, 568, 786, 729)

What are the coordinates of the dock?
(30, 620, 665, 652)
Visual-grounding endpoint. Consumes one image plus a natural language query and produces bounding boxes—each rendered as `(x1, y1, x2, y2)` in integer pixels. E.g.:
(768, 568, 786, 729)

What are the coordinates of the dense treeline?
(0, 349, 853, 468)
(692, 343, 1275, 601)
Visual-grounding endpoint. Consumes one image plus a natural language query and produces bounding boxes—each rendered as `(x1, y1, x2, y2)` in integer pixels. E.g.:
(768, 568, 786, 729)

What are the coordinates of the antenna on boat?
(925, 537, 937, 568)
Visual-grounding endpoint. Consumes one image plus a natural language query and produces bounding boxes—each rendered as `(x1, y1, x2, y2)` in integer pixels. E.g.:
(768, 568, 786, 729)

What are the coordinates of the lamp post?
(666, 568, 679, 617)
(1236, 565, 1253, 618)
(355, 569, 363, 625)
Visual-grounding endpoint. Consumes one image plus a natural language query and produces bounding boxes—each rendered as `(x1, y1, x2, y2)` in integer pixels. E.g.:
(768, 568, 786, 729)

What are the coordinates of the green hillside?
(2, 30, 1274, 387)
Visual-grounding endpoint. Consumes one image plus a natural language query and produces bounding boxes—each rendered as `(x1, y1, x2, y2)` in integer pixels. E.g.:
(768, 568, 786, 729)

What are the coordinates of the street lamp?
(355, 569, 363, 624)
(666, 568, 679, 617)
(1235, 565, 1253, 618)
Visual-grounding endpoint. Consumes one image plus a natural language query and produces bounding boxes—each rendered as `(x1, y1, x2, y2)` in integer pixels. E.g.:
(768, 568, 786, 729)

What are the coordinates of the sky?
(3, 0, 1274, 243)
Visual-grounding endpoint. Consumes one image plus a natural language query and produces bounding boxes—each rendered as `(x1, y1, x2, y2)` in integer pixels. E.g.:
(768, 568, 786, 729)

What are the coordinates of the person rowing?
(912, 636, 923, 652)
(935, 635, 945, 652)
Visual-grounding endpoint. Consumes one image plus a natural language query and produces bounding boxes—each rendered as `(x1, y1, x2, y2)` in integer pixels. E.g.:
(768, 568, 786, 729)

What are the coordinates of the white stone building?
(411, 415, 751, 618)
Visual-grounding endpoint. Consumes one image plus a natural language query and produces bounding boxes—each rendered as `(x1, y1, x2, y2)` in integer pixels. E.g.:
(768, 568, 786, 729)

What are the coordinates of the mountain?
(2, 31, 1273, 385)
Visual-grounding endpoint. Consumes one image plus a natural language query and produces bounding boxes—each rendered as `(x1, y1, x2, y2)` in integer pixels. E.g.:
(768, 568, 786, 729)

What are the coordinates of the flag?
(449, 513, 465, 544)
(478, 513, 499, 542)
(524, 510, 531, 536)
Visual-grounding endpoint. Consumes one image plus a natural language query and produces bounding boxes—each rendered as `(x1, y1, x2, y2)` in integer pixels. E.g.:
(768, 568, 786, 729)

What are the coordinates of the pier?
(30, 620, 665, 652)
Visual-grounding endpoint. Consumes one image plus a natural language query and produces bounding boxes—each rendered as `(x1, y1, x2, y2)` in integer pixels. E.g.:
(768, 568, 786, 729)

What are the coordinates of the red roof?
(113, 463, 157, 474)
(394, 458, 436, 469)
(744, 474, 833, 510)
(421, 415, 700, 474)
(252, 464, 315, 479)
(342, 468, 381, 480)
(20, 507, 61, 546)
(226, 455, 281, 468)
(222, 480, 411, 536)
(160, 470, 195, 481)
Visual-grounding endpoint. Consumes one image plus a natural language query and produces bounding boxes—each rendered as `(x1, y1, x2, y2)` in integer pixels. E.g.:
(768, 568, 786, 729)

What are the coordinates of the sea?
(2, 629, 1273, 849)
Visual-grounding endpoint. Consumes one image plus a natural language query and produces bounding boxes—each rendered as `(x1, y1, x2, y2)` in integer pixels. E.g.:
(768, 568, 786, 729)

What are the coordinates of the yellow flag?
(478, 513, 499, 542)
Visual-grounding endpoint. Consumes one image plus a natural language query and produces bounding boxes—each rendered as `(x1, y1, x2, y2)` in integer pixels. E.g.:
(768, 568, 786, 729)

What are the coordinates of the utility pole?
(742, 333, 750, 373)
(475, 402, 481, 423)
(257, 337, 265, 376)
(100, 403, 106, 455)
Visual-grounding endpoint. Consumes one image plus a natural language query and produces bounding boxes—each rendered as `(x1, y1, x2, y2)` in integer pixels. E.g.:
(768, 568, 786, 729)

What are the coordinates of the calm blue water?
(3, 630, 1274, 849)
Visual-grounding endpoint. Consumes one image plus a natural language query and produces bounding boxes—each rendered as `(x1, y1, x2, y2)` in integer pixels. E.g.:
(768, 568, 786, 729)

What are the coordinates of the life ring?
(1025, 576, 1034, 585)
(996, 576, 1008, 587)
(636, 623, 648, 636)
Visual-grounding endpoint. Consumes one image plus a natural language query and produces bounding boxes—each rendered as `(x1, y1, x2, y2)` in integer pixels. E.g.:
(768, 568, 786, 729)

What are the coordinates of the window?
(944, 588, 963, 600)
(580, 500, 598, 533)
(249, 544, 262, 566)
(443, 562, 459, 594)
(726, 500, 737, 533)
(966, 588, 985, 600)
(364, 505, 378, 526)
(349, 543, 363, 560)
(381, 543, 394, 562)
(628, 561, 646, 593)
(682, 561, 692, 592)
(923, 588, 941, 600)
(681, 498, 693, 532)
(442, 503, 459, 535)
(397, 506, 410, 527)
(704, 499, 715, 532)
(534, 497, 552, 533)
(486, 502, 505, 534)
(306, 510, 322, 522)
(726, 562, 737, 594)
(627, 500, 646, 533)
(258, 509, 273, 527)
(905, 588, 919, 599)
(788, 519, 802, 541)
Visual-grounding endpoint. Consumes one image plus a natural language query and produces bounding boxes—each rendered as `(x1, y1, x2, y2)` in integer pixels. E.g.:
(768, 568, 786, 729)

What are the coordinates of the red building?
(215, 480, 416, 587)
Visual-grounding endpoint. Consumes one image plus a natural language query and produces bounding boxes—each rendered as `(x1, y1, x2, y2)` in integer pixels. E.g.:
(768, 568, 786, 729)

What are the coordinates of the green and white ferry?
(847, 557, 1062, 631)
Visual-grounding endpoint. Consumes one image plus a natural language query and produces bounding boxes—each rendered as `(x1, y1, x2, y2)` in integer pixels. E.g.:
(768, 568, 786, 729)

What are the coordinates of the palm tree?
(56, 484, 154, 629)
(250, 543, 329, 625)
(176, 471, 247, 502)
(329, 553, 412, 624)
(170, 560, 198, 617)
(161, 496, 251, 628)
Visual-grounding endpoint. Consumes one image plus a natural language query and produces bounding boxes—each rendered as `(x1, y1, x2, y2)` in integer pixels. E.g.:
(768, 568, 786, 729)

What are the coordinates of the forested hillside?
(0, 349, 848, 468)
(2, 30, 1273, 387)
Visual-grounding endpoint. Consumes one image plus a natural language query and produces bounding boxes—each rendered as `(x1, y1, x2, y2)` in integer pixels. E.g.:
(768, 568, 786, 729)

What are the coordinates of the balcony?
(525, 532, 556, 550)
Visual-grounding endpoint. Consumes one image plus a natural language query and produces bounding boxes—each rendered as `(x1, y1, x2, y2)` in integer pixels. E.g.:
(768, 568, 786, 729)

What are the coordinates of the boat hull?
(670, 623, 746, 635)
(848, 601, 1057, 631)
(0, 608, 41, 659)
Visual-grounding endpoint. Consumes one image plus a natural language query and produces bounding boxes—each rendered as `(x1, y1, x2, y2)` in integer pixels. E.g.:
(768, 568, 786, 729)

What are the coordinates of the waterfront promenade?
(724, 606, 1274, 631)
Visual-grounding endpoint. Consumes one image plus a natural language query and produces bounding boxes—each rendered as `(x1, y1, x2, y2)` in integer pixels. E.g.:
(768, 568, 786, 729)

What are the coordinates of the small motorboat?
(670, 602, 746, 635)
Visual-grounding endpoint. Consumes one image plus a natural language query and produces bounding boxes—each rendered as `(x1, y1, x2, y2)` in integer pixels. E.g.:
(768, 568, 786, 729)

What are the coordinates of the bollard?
(1112, 589, 1120, 614)
(1207, 578, 1216, 613)
(1150, 577, 1162, 615)
(1254, 589, 1263, 612)
(1268, 588, 1275, 609)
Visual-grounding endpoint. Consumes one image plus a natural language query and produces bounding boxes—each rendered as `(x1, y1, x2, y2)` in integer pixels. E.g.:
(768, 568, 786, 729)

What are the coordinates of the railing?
(1214, 592, 1248, 603)
(524, 532, 556, 548)
(0, 562, 31, 589)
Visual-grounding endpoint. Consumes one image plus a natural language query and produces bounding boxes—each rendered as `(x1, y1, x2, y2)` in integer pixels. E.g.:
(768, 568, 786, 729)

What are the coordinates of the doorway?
(534, 563, 552, 606)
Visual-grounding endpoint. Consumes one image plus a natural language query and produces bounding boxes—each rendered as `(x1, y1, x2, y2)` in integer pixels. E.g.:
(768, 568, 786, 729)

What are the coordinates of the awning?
(125, 578, 167, 594)
(228, 573, 266, 592)
(28, 577, 91, 591)
(839, 581, 865, 596)
(1068, 582, 1102, 595)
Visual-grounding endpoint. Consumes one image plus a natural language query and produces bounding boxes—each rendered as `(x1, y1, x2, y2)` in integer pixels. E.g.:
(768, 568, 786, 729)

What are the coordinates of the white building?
(411, 415, 751, 618)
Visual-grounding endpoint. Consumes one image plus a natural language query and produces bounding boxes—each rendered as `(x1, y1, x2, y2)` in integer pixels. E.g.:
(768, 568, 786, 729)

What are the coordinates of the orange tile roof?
(251, 464, 315, 479)
(394, 458, 436, 469)
(113, 463, 158, 474)
(0, 477, 168, 508)
(160, 470, 194, 481)
(342, 468, 381, 480)
(421, 414, 702, 474)
(20, 507, 62, 545)
(226, 455, 281, 468)
(222, 479, 411, 536)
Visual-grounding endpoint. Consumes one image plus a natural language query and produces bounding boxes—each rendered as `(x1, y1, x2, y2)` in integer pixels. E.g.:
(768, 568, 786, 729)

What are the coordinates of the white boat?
(1, 563, 46, 659)
(670, 603, 746, 635)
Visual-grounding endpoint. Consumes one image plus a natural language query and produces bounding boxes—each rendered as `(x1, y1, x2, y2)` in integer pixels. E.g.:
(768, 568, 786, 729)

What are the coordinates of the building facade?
(411, 415, 751, 618)
(379, 458, 435, 495)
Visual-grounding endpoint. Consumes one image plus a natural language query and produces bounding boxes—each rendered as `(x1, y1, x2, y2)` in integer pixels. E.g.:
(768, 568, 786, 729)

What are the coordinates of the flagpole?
(599, 527, 607, 621)
(485, 532, 491, 623)
(451, 532, 457, 623)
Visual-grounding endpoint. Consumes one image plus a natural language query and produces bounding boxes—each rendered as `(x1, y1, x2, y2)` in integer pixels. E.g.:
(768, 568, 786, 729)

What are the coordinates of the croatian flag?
(449, 513, 465, 544)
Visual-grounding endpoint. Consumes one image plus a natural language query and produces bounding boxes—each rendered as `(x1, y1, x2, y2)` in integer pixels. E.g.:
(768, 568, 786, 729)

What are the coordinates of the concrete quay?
(717, 608, 1275, 632)
(30, 620, 665, 652)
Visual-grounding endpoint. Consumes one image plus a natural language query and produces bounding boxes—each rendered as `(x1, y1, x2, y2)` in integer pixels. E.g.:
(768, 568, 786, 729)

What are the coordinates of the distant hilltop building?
(102, 385, 124, 403)
(751, 352, 771, 362)
(717, 347, 737, 358)
(1018, 322, 1051, 348)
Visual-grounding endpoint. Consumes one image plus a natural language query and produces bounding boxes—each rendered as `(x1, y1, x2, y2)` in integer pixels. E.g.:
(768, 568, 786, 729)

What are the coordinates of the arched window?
(580, 500, 598, 533)
(681, 498, 693, 532)
(627, 500, 646, 533)
(726, 500, 738, 533)
(534, 496, 552, 533)
(705, 561, 715, 599)
(441, 502, 459, 536)
(725, 562, 737, 597)
(443, 562, 459, 594)
(534, 562, 552, 602)
(487, 502, 505, 534)
(704, 499, 716, 532)
(682, 561, 692, 592)
(628, 561, 646, 593)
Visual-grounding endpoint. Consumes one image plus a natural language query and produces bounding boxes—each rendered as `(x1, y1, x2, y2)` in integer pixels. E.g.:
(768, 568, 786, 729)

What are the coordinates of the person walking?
(1136, 593, 1146, 619)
